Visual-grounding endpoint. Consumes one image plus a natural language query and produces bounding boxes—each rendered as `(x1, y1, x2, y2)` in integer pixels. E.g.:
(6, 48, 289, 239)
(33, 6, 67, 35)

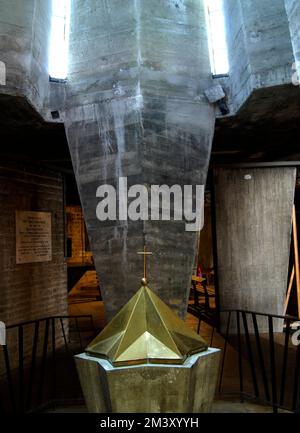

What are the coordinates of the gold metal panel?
(116, 332, 181, 363)
(86, 283, 207, 366)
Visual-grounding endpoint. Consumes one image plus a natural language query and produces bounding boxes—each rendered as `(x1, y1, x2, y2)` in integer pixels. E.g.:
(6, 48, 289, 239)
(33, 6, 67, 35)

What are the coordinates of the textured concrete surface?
(0, 0, 52, 114)
(222, 0, 294, 114)
(75, 349, 220, 413)
(211, 83, 300, 164)
(214, 167, 296, 331)
(285, 0, 300, 79)
(43, 398, 289, 413)
(65, 0, 215, 321)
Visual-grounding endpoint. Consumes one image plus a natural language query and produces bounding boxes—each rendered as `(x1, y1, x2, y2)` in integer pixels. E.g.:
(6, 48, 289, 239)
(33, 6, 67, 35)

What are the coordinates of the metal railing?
(0, 315, 96, 414)
(2, 310, 300, 414)
(218, 309, 300, 413)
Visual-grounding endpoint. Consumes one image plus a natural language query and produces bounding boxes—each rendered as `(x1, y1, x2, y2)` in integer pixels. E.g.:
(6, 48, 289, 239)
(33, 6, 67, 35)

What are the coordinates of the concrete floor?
(44, 400, 277, 413)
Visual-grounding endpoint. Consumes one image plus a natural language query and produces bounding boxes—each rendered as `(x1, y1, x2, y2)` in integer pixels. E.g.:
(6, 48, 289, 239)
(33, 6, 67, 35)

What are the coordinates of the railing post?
(18, 325, 24, 413)
(52, 318, 56, 407)
(242, 311, 259, 398)
(218, 311, 231, 393)
(60, 317, 69, 354)
(37, 318, 49, 406)
(252, 313, 270, 402)
(2, 345, 16, 414)
(27, 321, 40, 411)
(268, 316, 278, 413)
(75, 317, 83, 351)
(279, 319, 291, 407)
(236, 311, 244, 401)
(292, 338, 300, 412)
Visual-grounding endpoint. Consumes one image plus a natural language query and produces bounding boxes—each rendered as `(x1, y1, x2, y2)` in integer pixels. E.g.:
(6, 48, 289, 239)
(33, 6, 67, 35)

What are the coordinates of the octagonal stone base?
(75, 348, 221, 413)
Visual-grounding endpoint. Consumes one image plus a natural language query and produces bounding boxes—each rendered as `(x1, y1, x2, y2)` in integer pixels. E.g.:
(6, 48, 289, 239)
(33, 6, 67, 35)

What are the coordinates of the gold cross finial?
(137, 245, 152, 285)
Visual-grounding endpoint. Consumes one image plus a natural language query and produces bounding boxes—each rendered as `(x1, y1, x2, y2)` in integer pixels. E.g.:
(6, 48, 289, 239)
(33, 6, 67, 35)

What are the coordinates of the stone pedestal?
(75, 348, 220, 413)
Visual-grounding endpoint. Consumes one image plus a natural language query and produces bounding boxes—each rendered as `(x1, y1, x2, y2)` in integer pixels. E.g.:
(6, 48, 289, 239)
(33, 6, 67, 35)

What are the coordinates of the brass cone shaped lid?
(86, 284, 208, 366)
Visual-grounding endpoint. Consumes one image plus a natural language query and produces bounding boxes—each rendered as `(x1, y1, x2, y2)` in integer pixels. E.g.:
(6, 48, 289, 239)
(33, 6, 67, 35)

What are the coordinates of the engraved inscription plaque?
(16, 211, 52, 264)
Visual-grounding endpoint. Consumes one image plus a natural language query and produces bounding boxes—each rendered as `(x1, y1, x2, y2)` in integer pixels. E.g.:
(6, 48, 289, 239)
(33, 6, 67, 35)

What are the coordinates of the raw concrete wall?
(198, 201, 213, 271)
(222, 0, 294, 113)
(214, 167, 296, 329)
(0, 0, 52, 113)
(220, 0, 251, 113)
(65, 0, 215, 320)
(285, 0, 300, 80)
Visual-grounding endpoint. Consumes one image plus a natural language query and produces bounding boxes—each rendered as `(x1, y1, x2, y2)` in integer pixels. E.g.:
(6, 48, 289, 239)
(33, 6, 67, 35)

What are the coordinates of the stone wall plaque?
(16, 211, 52, 264)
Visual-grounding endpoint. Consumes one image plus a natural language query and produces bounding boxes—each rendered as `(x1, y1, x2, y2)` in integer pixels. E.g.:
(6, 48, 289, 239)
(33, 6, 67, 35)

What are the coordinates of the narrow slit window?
(205, 0, 229, 76)
(49, 0, 71, 80)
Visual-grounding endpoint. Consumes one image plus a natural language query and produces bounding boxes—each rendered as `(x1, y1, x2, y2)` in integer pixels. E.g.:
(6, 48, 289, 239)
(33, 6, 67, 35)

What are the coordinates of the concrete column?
(285, 0, 300, 82)
(214, 167, 296, 327)
(65, 0, 215, 320)
(222, 0, 294, 113)
(0, 0, 52, 112)
(198, 201, 214, 271)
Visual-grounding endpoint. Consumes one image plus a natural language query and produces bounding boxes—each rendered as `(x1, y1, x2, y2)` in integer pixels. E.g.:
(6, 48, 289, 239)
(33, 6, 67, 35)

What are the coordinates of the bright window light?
(49, 0, 71, 80)
(205, 0, 229, 76)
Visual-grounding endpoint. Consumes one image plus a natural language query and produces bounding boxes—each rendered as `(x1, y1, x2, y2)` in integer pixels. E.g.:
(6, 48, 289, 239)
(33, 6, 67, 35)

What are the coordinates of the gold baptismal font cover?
(86, 248, 208, 366)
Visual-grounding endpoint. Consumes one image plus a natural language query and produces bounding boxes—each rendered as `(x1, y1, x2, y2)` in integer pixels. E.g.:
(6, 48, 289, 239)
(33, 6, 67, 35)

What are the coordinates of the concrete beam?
(222, 0, 294, 114)
(285, 0, 300, 82)
(0, 0, 52, 114)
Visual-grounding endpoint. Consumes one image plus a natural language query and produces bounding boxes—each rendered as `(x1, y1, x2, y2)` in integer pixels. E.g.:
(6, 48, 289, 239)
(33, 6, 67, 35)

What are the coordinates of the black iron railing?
(2, 310, 300, 414)
(218, 310, 300, 413)
(0, 315, 96, 414)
